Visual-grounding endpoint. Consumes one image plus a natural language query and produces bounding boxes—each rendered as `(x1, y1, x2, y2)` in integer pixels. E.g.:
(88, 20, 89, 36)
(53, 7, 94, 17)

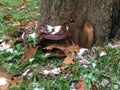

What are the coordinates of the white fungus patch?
(50, 68, 61, 74)
(78, 48, 88, 56)
(92, 63, 96, 68)
(51, 25, 61, 35)
(21, 33, 25, 39)
(9, 63, 13, 66)
(29, 57, 35, 62)
(0, 42, 11, 51)
(77, 48, 88, 59)
(46, 25, 69, 35)
(6, 48, 18, 54)
(108, 42, 120, 48)
(101, 79, 110, 87)
(28, 72, 33, 77)
(70, 83, 77, 90)
(29, 32, 37, 39)
(114, 84, 119, 90)
(100, 51, 107, 56)
(43, 53, 51, 58)
(46, 25, 61, 35)
(12, 21, 20, 26)
(43, 70, 49, 74)
(22, 69, 31, 76)
(0, 39, 3, 42)
(6, 48, 13, 53)
(66, 26, 69, 31)
(0, 77, 8, 86)
(46, 25, 53, 32)
(43, 68, 61, 75)
(22, 69, 33, 77)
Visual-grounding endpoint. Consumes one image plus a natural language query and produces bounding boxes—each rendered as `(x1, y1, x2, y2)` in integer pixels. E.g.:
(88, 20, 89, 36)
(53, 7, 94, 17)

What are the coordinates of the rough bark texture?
(38, 0, 120, 47)
(110, 0, 120, 40)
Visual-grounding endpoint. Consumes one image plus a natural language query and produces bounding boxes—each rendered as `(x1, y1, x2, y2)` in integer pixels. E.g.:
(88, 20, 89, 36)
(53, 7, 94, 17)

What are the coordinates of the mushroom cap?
(38, 25, 71, 40)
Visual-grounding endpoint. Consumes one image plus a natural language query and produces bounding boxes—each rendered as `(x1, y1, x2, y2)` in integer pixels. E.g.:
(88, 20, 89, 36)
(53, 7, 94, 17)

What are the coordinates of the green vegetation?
(0, 0, 120, 90)
(0, 0, 40, 35)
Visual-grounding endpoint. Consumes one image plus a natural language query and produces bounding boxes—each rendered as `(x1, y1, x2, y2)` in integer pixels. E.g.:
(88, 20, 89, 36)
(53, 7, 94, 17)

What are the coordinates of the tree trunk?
(37, 0, 120, 47)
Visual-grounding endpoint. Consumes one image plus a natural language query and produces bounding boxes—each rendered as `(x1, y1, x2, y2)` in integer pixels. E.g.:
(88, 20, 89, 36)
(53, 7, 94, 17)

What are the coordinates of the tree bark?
(37, 0, 120, 47)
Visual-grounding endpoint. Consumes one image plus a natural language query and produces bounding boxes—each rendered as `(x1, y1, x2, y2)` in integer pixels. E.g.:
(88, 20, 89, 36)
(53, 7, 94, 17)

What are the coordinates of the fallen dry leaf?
(99, 46, 105, 52)
(63, 55, 75, 64)
(114, 45, 120, 48)
(44, 42, 79, 55)
(44, 42, 79, 64)
(91, 82, 98, 90)
(74, 78, 86, 90)
(49, 73, 56, 77)
(59, 66, 68, 71)
(0, 2, 3, 5)
(20, 21, 27, 27)
(3, 14, 12, 20)
(6, 29, 14, 36)
(17, 5, 26, 10)
(0, 85, 9, 90)
(0, 67, 14, 79)
(6, 39, 15, 47)
(0, 67, 23, 90)
(24, 20, 36, 29)
(64, 43, 80, 55)
(21, 44, 39, 60)
(20, 20, 36, 29)
(7, 77, 23, 88)
(43, 44, 65, 51)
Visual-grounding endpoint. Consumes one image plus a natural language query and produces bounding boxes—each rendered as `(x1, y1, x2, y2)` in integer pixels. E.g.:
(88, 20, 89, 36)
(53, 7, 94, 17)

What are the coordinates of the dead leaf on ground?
(44, 42, 79, 64)
(7, 30, 13, 36)
(91, 82, 98, 90)
(0, 67, 14, 79)
(74, 78, 86, 90)
(0, 85, 9, 90)
(114, 45, 120, 49)
(17, 5, 26, 10)
(59, 66, 68, 71)
(99, 46, 105, 52)
(25, 20, 36, 29)
(0, 2, 3, 5)
(7, 77, 23, 88)
(64, 43, 80, 55)
(3, 14, 13, 20)
(49, 73, 56, 77)
(6, 39, 15, 47)
(21, 44, 39, 60)
(43, 44, 65, 51)
(0, 67, 23, 90)
(20, 20, 36, 29)
(44, 42, 79, 55)
(63, 55, 75, 64)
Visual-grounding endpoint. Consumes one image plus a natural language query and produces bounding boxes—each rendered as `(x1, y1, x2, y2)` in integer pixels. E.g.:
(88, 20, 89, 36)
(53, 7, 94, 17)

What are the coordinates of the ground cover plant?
(0, 0, 120, 90)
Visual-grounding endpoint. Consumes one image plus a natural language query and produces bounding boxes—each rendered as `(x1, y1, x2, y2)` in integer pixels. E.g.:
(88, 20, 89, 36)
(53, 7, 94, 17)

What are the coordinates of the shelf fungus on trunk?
(35, 23, 71, 40)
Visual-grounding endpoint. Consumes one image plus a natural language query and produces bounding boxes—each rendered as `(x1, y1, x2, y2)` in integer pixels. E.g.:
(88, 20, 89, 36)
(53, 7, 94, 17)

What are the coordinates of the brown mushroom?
(36, 23, 71, 40)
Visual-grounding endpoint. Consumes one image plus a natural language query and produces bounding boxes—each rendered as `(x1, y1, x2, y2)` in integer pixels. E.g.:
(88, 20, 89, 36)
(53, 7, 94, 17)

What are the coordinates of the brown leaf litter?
(21, 44, 39, 60)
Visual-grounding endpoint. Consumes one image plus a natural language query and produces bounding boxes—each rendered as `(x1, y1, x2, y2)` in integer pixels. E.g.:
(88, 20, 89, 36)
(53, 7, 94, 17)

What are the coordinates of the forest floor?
(0, 0, 120, 90)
